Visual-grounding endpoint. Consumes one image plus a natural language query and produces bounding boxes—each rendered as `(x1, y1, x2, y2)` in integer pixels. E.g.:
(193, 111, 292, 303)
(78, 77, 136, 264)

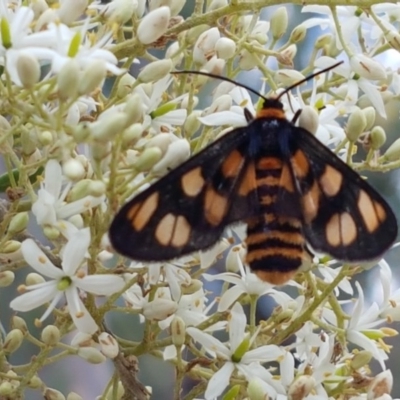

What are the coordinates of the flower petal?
(205, 362, 235, 400)
(74, 274, 125, 295)
(10, 282, 58, 311)
(61, 228, 91, 275)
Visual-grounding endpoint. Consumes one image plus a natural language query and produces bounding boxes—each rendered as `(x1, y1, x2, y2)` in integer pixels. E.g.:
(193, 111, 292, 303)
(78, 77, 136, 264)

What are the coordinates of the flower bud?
(16, 52, 40, 88)
(225, 245, 245, 272)
(152, 139, 190, 176)
(134, 147, 163, 171)
(165, 41, 183, 66)
(123, 94, 144, 125)
(369, 126, 386, 150)
(288, 375, 316, 399)
(277, 44, 297, 66)
(27, 375, 42, 389)
(362, 106, 376, 130)
(98, 332, 119, 359)
(38, 130, 53, 146)
(346, 107, 367, 141)
(4, 329, 24, 354)
(0, 270, 15, 287)
(0, 382, 14, 396)
(298, 106, 319, 135)
(43, 388, 66, 400)
(8, 212, 29, 234)
(202, 56, 225, 75)
(386, 30, 400, 51)
(41, 325, 61, 345)
(350, 350, 372, 370)
(31, 0, 48, 18)
(21, 129, 36, 156)
(270, 7, 288, 40)
(26, 272, 45, 286)
(77, 347, 107, 364)
(72, 123, 91, 143)
(215, 37, 236, 60)
(247, 378, 267, 400)
(63, 159, 85, 181)
(238, 48, 258, 70)
(43, 226, 61, 240)
(91, 113, 128, 142)
(171, 316, 186, 347)
(58, 59, 80, 99)
(1, 240, 21, 253)
(66, 393, 83, 400)
(117, 73, 136, 98)
(193, 27, 220, 65)
(181, 279, 203, 294)
(122, 123, 143, 147)
(315, 33, 332, 49)
(183, 111, 201, 137)
(350, 54, 387, 80)
(138, 59, 173, 83)
(11, 316, 28, 332)
(381, 138, 400, 162)
(275, 69, 305, 86)
(290, 25, 307, 43)
(79, 60, 107, 95)
(58, 0, 88, 25)
(137, 6, 170, 45)
(142, 298, 178, 320)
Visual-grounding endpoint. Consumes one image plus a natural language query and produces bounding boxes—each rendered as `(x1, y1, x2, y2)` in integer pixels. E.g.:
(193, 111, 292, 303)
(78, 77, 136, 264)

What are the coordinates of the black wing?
(109, 127, 260, 261)
(288, 127, 397, 261)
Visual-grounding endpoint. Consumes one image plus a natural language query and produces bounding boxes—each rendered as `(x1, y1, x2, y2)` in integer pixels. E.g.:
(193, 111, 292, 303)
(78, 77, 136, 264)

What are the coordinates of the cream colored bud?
(362, 106, 376, 130)
(193, 27, 220, 65)
(165, 41, 183, 66)
(315, 33, 332, 49)
(91, 113, 128, 142)
(134, 147, 163, 171)
(275, 69, 305, 86)
(277, 44, 297, 66)
(43, 388, 66, 400)
(98, 332, 119, 359)
(26, 272, 46, 286)
(350, 54, 387, 80)
(4, 329, 24, 353)
(247, 378, 267, 400)
(11, 316, 28, 332)
(298, 106, 319, 135)
(270, 7, 288, 40)
(386, 30, 400, 51)
(17, 52, 40, 88)
(226, 245, 245, 272)
(38, 130, 53, 146)
(368, 370, 393, 399)
(58, 0, 88, 25)
(117, 73, 136, 98)
(0, 382, 14, 396)
(66, 393, 83, 400)
(1, 240, 21, 253)
(152, 139, 190, 175)
(0, 270, 14, 287)
(290, 25, 307, 43)
(181, 279, 203, 294)
(171, 316, 186, 347)
(27, 375, 42, 389)
(72, 123, 91, 143)
(138, 59, 173, 83)
(41, 325, 61, 345)
(202, 56, 225, 75)
(71, 332, 93, 347)
(381, 138, 400, 162)
(346, 107, 367, 141)
(77, 347, 106, 364)
(370, 126, 386, 150)
(21, 129, 36, 156)
(35, 9, 57, 32)
(150, 0, 184, 16)
(186, 24, 209, 44)
(122, 123, 143, 147)
(63, 159, 85, 181)
(124, 94, 143, 125)
(104, 0, 137, 24)
(288, 375, 316, 399)
(184, 111, 202, 137)
(205, 94, 232, 114)
(89, 180, 106, 197)
(143, 298, 178, 320)
(350, 350, 372, 370)
(238, 48, 258, 70)
(215, 37, 236, 60)
(31, 0, 48, 18)
(67, 179, 91, 201)
(137, 6, 170, 44)
(8, 212, 29, 234)
(57, 59, 80, 99)
(79, 61, 107, 95)
(43, 226, 61, 240)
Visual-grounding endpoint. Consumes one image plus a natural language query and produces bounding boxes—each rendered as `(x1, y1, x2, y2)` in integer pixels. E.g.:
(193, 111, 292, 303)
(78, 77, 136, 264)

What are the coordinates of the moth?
(109, 63, 398, 285)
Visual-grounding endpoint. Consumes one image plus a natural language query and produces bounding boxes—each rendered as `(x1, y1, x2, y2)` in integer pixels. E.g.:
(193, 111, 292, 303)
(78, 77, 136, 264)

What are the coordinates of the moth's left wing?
(289, 128, 397, 261)
(109, 127, 260, 261)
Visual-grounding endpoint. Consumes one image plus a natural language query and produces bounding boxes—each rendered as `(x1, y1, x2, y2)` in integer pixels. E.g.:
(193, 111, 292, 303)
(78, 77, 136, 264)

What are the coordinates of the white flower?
(10, 228, 125, 334)
(187, 302, 284, 399)
(32, 159, 104, 237)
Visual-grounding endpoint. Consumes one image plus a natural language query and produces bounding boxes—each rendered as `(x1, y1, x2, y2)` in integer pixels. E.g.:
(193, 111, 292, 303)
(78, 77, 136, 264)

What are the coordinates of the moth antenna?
(172, 61, 343, 103)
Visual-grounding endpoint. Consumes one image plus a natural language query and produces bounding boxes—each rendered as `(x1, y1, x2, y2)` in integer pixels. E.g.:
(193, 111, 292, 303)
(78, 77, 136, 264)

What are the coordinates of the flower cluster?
(0, 0, 399, 399)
